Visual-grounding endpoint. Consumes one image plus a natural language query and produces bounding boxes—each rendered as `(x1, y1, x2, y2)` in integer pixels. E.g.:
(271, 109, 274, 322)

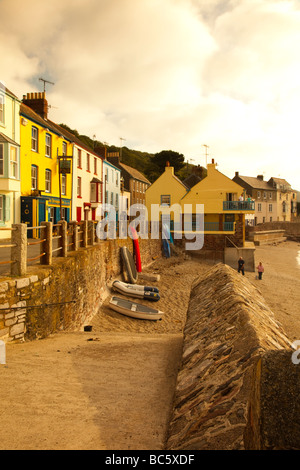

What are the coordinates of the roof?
(20, 103, 67, 138)
(183, 174, 201, 189)
(0, 82, 20, 101)
(235, 175, 273, 190)
(115, 161, 150, 184)
(0, 132, 20, 146)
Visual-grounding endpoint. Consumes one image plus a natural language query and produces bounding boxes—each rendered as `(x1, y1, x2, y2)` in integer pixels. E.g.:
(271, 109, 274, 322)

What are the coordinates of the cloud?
(1, 0, 300, 188)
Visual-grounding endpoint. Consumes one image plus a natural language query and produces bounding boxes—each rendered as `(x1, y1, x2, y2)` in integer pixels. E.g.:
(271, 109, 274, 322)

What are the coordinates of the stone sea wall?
(166, 263, 293, 450)
(0, 237, 161, 342)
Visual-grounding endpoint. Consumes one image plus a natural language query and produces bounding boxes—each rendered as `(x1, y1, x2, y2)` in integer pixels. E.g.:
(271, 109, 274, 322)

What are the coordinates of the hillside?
(59, 124, 204, 183)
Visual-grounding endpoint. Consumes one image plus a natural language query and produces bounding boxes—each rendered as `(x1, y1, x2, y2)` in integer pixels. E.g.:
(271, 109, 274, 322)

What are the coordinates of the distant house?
(20, 95, 73, 227)
(102, 159, 121, 220)
(106, 153, 151, 209)
(146, 159, 254, 250)
(233, 172, 296, 224)
(145, 162, 188, 226)
(48, 121, 103, 222)
(0, 82, 21, 237)
(181, 160, 254, 247)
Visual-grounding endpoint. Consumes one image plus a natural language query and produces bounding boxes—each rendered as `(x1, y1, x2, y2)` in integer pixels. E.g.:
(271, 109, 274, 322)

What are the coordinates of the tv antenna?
(39, 77, 55, 93)
(203, 144, 209, 166)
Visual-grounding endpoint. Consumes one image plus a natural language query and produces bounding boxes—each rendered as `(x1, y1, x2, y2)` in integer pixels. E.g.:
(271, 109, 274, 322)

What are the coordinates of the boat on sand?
(112, 280, 160, 301)
(109, 296, 164, 321)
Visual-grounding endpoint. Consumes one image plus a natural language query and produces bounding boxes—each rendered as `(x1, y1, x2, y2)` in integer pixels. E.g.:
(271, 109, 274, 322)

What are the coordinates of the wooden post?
(69, 221, 79, 251)
(40, 222, 53, 265)
(88, 221, 95, 245)
(59, 220, 68, 257)
(11, 224, 27, 276)
(81, 220, 88, 247)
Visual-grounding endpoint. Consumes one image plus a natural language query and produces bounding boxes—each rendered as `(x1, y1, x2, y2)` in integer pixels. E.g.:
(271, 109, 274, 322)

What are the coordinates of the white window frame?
(9, 145, 18, 178)
(77, 176, 81, 197)
(0, 143, 4, 175)
(31, 126, 38, 152)
(0, 195, 3, 221)
(45, 169, 51, 192)
(31, 165, 38, 190)
(77, 149, 82, 168)
(0, 94, 4, 125)
(45, 133, 52, 158)
(61, 174, 66, 196)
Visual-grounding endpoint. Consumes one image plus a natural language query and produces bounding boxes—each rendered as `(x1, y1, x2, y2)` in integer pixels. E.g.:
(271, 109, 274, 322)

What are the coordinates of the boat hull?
(112, 280, 160, 301)
(109, 296, 163, 321)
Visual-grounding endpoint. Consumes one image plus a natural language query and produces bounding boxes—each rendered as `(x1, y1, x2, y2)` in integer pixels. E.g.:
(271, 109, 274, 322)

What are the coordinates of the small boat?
(121, 246, 138, 284)
(109, 296, 164, 321)
(112, 280, 160, 301)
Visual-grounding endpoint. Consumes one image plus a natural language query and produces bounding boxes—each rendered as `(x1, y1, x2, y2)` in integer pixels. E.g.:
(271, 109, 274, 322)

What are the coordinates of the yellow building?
(20, 93, 73, 232)
(145, 162, 188, 226)
(181, 160, 254, 244)
(146, 159, 255, 248)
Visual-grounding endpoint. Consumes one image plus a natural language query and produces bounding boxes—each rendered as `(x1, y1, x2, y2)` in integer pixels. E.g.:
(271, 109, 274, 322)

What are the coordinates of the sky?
(1, 0, 300, 189)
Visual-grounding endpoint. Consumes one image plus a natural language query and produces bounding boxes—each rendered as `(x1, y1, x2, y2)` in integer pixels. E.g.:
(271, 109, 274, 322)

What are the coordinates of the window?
(263, 191, 267, 199)
(269, 192, 272, 199)
(257, 191, 261, 199)
(45, 134, 52, 157)
(31, 165, 38, 190)
(90, 182, 100, 202)
(10, 146, 18, 178)
(77, 149, 82, 168)
(111, 192, 114, 205)
(258, 203, 262, 212)
(0, 195, 3, 220)
(268, 204, 273, 212)
(62, 141, 67, 156)
(116, 172, 119, 186)
(94, 157, 97, 174)
(161, 195, 171, 206)
(86, 153, 90, 172)
(61, 174, 66, 195)
(77, 176, 81, 197)
(0, 144, 3, 175)
(31, 127, 38, 151)
(0, 94, 4, 125)
(45, 169, 51, 192)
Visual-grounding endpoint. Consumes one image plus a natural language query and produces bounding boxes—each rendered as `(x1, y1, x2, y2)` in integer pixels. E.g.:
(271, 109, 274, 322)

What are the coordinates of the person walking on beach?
(256, 261, 264, 280)
(238, 256, 245, 275)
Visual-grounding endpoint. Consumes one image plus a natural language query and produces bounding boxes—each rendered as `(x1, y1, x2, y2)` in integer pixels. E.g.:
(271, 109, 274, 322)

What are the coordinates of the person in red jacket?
(257, 261, 264, 280)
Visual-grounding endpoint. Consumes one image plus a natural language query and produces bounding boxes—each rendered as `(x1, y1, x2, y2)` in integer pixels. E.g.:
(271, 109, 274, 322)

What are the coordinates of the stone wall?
(0, 237, 161, 342)
(166, 263, 293, 450)
(247, 221, 300, 242)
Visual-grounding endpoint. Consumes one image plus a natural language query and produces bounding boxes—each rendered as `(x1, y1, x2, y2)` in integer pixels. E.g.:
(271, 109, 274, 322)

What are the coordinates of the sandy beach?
(0, 240, 299, 450)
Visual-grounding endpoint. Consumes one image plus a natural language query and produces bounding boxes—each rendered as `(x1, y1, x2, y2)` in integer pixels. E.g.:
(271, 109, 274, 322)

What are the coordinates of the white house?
(0, 82, 21, 237)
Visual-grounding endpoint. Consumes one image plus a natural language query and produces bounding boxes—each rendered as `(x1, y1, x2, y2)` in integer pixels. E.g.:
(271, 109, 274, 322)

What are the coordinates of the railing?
(223, 201, 255, 211)
(186, 222, 235, 232)
(0, 219, 155, 277)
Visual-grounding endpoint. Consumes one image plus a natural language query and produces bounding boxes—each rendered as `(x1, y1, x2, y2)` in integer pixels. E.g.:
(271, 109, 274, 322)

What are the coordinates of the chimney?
(235, 171, 239, 177)
(257, 175, 264, 180)
(22, 92, 48, 119)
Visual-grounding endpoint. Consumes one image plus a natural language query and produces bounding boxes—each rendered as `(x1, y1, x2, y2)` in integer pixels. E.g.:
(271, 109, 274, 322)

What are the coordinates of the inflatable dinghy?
(109, 296, 163, 321)
(121, 246, 138, 284)
(112, 280, 160, 301)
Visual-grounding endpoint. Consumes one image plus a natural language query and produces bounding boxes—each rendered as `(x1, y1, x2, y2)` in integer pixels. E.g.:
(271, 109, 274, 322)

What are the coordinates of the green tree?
(151, 150, 185, 175)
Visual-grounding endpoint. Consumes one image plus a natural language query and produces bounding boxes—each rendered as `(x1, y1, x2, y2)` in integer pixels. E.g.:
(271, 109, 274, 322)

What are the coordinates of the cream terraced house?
(233, 173, 296, 224)
(0, 82, 21, 237)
